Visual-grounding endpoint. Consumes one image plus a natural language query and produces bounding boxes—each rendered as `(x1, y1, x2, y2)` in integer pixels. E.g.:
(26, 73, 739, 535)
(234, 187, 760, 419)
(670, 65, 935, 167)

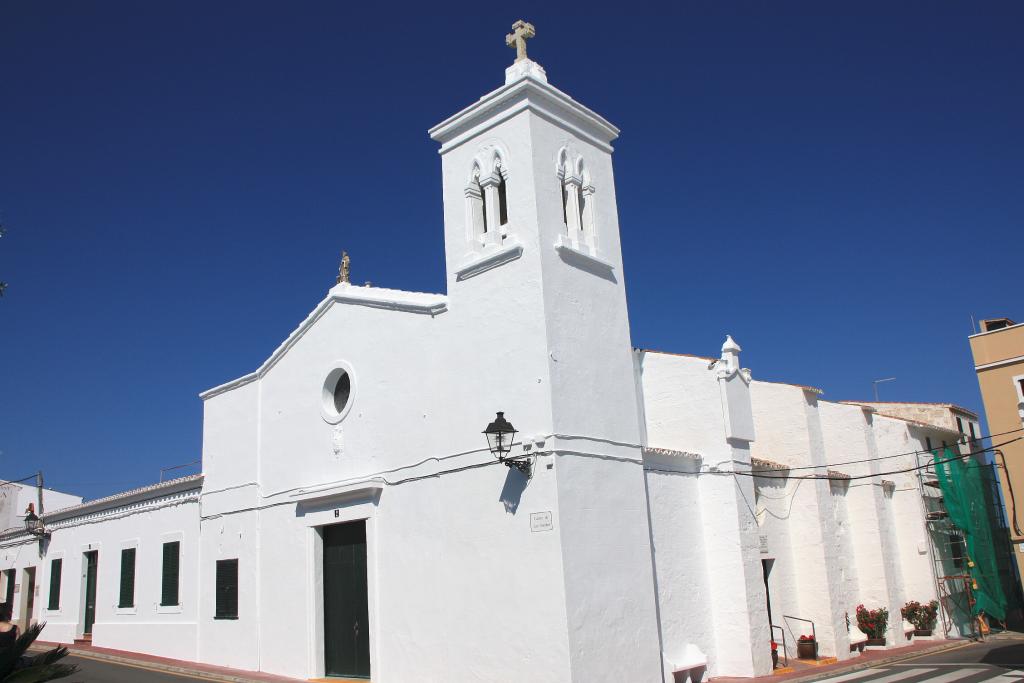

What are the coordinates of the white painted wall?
(749, 382, 854, 661)
(0, 484, 82, 536)
(639, 349, 772, 679)
(192, 60, 663, 683)
(0, 484, 200, 660)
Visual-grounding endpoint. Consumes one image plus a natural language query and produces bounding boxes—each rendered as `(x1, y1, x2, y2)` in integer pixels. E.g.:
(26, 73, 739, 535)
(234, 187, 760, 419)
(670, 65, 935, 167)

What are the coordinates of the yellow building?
(970, 317, 1024, 588)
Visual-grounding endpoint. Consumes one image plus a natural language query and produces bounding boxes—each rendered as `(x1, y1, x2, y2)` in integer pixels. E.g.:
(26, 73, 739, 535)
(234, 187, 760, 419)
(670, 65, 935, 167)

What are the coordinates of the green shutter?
(214, 559, 238, 619)
(119, 548, 136, 608)
(47, 559, 62, 610)
(161, 541, 180, 606)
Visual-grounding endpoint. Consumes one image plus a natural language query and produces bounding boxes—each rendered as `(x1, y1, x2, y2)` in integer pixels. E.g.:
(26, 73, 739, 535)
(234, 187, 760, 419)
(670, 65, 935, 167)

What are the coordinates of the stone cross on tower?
(505, 20, 535, 63)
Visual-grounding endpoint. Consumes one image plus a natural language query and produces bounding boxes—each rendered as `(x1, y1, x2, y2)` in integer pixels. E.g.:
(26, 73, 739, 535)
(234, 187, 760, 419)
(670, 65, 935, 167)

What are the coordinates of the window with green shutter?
(119, 548, 136, 608)
(161, 541, 180, 606)
(47, 558, 62, 610)
(214, 559, 238, 619)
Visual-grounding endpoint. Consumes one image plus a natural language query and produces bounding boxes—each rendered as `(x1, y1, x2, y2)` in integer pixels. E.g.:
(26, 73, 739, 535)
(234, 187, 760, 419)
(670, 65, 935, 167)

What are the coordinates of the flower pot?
(772, 650, 779, 669)
(913, 628, 932, 637)
(866, 637, 886, 646)
(797, 640, 817, 660)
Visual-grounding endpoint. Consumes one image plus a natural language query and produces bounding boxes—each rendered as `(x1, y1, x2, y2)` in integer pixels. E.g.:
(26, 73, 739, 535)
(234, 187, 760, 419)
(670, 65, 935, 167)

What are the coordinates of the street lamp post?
(483, 411, 531, 477)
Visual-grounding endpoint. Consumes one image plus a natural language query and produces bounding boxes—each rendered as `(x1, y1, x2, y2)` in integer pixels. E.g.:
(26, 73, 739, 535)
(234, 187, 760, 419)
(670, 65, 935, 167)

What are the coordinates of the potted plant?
(901, 600, 939, 636)
(771, 640, 779, 669)
(796, 634, 817, 660)
(856, 604, 889, 646)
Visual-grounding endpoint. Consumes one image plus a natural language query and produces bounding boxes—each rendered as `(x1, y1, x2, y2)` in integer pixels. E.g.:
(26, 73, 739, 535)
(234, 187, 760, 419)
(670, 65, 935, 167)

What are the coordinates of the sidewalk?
(29, 636, 976, 683)
(32, 641, 344, 683)
(711, 638, 970, 683)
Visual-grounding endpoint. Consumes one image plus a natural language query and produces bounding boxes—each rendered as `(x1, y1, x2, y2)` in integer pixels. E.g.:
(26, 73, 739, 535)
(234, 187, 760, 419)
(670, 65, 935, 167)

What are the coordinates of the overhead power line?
(742, 426, 1024, 474)
(0, 474, 43, 487)
(728, 438, 1021, 482)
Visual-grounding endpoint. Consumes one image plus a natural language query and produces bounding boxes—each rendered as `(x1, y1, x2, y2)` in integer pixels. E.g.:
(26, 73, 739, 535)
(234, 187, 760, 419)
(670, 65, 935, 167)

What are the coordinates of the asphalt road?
(815, 638, 1024, 682)
(64, 654, 207, 682)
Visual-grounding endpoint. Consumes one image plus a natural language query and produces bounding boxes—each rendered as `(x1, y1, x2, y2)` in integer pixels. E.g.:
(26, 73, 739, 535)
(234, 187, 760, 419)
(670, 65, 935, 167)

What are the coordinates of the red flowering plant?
(771, 641, 778, 651)
(855, 604, 889, 639)
(901, 600, 939, 631)
(798, 634, 815, 642)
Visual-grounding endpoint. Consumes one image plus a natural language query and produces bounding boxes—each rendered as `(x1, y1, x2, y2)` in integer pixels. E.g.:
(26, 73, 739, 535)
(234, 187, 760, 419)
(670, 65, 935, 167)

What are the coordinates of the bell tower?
(430, 23, 663, 682)
(429, 22, 636, 437)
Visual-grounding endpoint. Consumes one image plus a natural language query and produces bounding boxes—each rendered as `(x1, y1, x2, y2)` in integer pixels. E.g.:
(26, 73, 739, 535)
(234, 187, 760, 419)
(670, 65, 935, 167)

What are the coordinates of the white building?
(1, 27, 971, 682)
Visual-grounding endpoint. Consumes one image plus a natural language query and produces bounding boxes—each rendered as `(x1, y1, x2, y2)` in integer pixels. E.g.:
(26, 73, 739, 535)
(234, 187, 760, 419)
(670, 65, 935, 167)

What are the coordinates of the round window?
(321, 365, 355, 423)
(332, 371, 350, 414)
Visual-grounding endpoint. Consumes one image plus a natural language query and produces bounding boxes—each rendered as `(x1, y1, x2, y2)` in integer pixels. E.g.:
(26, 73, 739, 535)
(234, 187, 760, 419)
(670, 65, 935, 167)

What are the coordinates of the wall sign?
(759, 535, 770, 554)
(530, 511, 553, 532)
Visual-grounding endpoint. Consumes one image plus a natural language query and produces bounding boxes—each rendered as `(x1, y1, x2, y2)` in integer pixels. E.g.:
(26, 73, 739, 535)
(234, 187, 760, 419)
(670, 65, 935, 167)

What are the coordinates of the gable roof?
(200, 284, 448, 400)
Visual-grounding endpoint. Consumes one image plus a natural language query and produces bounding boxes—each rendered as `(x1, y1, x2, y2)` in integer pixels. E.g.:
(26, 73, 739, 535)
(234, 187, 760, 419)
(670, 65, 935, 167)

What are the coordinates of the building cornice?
(44, 475, 204, 523)
(750, 457, 788, 472)
(969, 320, 1024, 339)
(429, 74, 619, 154)
(975, 354, 1024, 372)
(47, 488, 201, 531)
(642, 446, 702, 460)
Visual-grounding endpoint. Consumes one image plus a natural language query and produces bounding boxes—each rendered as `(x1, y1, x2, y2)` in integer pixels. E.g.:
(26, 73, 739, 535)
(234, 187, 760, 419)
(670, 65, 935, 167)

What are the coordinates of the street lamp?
(483, 411, 530, 476)
(23, 504, 48, 538)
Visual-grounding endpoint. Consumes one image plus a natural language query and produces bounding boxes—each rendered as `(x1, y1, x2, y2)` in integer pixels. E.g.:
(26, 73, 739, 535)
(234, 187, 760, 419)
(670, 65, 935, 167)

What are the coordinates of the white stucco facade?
(2, 44, 977, 682)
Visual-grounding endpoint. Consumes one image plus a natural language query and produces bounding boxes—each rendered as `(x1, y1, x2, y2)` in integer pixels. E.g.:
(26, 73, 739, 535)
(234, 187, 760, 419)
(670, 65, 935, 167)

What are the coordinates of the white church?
(1, 23, 980, 682)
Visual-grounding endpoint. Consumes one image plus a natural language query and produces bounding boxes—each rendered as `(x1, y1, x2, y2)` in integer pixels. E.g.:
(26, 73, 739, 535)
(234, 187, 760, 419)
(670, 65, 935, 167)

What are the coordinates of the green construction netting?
(933, 447, 1008, 622)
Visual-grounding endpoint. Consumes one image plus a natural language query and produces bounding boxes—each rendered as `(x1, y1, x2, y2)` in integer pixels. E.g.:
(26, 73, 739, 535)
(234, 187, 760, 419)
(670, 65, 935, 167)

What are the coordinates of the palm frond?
(3, 662, 79, 683)
(0, 623, 45, 677)
(25, 646, 69, 668)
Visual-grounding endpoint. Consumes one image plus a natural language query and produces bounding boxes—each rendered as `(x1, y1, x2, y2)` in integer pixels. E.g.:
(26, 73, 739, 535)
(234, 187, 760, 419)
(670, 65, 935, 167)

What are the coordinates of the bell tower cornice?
(428, 64, 619, 155)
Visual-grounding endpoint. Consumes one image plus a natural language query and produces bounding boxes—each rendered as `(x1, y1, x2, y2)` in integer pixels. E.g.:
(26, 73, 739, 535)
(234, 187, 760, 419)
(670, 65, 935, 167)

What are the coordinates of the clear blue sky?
(1, 2, 1021, 501)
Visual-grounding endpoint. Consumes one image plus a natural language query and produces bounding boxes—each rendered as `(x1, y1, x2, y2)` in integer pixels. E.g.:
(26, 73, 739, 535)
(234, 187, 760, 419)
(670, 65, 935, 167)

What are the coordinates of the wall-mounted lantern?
(24, 504, 48, 538)
(483, 412, 530, 476)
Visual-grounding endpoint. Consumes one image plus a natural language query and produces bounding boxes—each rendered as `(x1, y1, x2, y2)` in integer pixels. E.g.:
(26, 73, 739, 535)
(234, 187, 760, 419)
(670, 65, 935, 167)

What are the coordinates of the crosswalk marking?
(819, 666, 1024, 683)
(821, 667, 936, 682)
(923, 669, 994, 683)
(974, 672, 1024, 682)
(858, 668, 941, 683)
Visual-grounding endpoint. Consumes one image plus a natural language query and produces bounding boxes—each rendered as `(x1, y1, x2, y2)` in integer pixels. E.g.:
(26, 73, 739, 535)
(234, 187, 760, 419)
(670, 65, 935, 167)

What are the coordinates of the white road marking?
(821, 667, 935, 682)
(973, 671, 1024, 682)
(923, 669, 998, 683)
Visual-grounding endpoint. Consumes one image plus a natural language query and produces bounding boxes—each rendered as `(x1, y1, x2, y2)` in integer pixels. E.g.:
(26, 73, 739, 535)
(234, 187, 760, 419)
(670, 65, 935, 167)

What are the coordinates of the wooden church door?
(323, 521, 370, 678)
